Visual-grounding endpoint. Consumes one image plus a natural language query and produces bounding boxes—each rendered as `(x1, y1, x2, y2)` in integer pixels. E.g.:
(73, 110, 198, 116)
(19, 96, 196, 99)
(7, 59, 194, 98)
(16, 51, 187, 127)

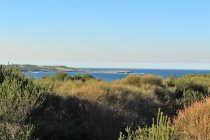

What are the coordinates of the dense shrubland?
(119, 109, 175, 140)
(0, 66, 48, 139)
(0, 66, 210, 140)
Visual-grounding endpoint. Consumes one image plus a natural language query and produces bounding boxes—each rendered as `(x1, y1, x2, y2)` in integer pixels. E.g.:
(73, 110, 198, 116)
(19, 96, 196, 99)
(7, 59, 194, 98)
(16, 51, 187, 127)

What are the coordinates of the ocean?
(24, 68, 210, 81)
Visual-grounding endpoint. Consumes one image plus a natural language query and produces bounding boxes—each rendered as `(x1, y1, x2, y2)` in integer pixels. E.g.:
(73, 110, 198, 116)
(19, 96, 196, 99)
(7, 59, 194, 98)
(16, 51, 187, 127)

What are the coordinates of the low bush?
(164, 76, 176, 87)
(115, 74, 162, 87)
(30, 94, 138, 140)
(175, 79, 208, 94)
(69, 74, 94, 81)
(119, 109, 175, 140)
(0, 66, 48, 139)
(120, 98, 210, 140)
(54, 72, 69, 81)
(44, 72, 95, 82)
(174, 98, 210, 140)
(170, 79, 209, 109)
(175, 90, 203, 107)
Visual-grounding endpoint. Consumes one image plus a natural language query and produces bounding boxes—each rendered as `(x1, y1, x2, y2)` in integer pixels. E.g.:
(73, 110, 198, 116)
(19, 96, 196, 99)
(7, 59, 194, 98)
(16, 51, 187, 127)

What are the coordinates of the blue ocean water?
(24, 68, 210, 81)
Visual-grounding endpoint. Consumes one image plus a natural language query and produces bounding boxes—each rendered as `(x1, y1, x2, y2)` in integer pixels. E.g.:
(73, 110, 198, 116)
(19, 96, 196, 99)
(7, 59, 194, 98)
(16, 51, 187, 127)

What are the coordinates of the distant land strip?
(0, 64, 132, 74)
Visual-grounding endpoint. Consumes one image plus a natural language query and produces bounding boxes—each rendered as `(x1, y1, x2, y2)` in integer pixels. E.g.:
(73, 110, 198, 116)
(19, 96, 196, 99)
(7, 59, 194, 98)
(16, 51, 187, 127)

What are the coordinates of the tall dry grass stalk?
(174, 98, 210, 140)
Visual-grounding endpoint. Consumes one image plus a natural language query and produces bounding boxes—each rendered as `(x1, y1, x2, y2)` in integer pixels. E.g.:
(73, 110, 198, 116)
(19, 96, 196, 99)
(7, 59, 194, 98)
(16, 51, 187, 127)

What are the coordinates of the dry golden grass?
(36, 74, 166, 102)
(180, 75, 210, 89)
(46, 78, 161, 103)
(51, 79, 107, 98)
(114, 74, 162, 87)
(174, 98, 210, 140)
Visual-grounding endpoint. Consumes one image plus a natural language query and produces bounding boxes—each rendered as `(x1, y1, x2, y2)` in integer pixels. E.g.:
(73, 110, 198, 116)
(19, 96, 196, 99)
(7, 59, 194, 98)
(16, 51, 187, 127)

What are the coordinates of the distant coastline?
(15, 64, 76, 72)
(9, 64, 132, 74)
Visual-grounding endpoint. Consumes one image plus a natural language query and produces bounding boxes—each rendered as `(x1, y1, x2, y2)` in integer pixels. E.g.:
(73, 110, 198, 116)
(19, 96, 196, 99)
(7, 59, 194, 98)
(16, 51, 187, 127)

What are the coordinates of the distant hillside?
(15, 64, 76, 72)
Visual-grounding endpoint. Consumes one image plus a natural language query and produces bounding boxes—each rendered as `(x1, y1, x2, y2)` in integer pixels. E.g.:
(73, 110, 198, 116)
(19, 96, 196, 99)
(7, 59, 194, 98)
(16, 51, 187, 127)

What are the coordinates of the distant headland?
(11, 64, 76, 72)
(3, 64, 132, 74)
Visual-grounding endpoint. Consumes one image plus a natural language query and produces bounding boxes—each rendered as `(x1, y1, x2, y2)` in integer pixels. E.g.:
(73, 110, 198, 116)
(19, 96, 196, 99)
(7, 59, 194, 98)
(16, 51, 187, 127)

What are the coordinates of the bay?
(24, 68, 210, 81)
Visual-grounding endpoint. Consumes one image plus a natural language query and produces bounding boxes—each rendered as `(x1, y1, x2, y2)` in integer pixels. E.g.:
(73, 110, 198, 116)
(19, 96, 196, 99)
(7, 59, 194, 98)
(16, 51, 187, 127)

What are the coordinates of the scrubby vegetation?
(174, 98, 210, 140)
(120, 98, 210, 140)
(119, 109, 175, 140)
(0, 65, 210, 140)
(41, 72, 95, 82)
(0, 66, 48, 139)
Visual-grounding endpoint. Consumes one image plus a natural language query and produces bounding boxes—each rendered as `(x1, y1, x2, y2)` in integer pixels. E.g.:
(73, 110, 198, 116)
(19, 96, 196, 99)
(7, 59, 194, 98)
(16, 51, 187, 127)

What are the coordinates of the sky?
(0, 0, 210, 69)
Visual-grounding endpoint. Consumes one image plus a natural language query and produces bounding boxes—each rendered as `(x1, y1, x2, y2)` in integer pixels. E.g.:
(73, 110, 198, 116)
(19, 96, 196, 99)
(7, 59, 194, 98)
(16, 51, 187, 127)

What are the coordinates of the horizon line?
(1, 63, 210, 71)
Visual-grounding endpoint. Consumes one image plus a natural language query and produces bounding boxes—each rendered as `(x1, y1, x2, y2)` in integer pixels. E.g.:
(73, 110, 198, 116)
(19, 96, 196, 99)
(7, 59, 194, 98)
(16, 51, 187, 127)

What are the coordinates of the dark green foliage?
(54, 72, 69, 81)
(82, 74, 94, 79)
(50, 72, 95, 82)
(175, 79, 208, 94)
(0, 65, 48, 139)
(70, 74, 94, 81)
(40, 75, 53, 79)
(175, 90, 203, 107)
(30, 94, 139, 140)
(165, 76, 176, 87)
(97, 86, 163, 126)
(154, 87, 172, 103)
(119, 109, 175, 140)
(0, 66, 4, 84)
(172, 79, 209, 108)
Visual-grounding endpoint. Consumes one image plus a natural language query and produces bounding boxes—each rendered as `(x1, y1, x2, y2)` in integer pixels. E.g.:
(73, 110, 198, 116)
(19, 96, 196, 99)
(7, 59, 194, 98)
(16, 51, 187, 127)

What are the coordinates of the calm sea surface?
(24, 68, 210, 81)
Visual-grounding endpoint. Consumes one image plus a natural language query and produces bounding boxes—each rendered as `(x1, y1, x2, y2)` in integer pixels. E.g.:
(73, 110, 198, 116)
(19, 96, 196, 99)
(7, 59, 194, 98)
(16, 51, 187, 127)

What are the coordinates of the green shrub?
(49, 72, 95, 82)
(81, 74, 94, 80)
(119, 109, 175, 140)
(175, 90, 203, 107)
(175, 79, 208, 94)
(180, 74, 210, 88)
(69, 74, 95, 81)
(164, 76, 176, 87)
(0, 65, 48, 139)
(116, 74, 162, 87)
(54, 72, 69, 81)
(40, 75, 53, 80)
(30, 94, 137, 140)
(172, 79, 209, 108)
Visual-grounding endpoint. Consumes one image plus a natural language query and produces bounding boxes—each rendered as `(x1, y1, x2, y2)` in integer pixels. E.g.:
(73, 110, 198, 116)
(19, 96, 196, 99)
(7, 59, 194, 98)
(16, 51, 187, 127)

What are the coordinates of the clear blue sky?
(0, 0, 210, 69)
